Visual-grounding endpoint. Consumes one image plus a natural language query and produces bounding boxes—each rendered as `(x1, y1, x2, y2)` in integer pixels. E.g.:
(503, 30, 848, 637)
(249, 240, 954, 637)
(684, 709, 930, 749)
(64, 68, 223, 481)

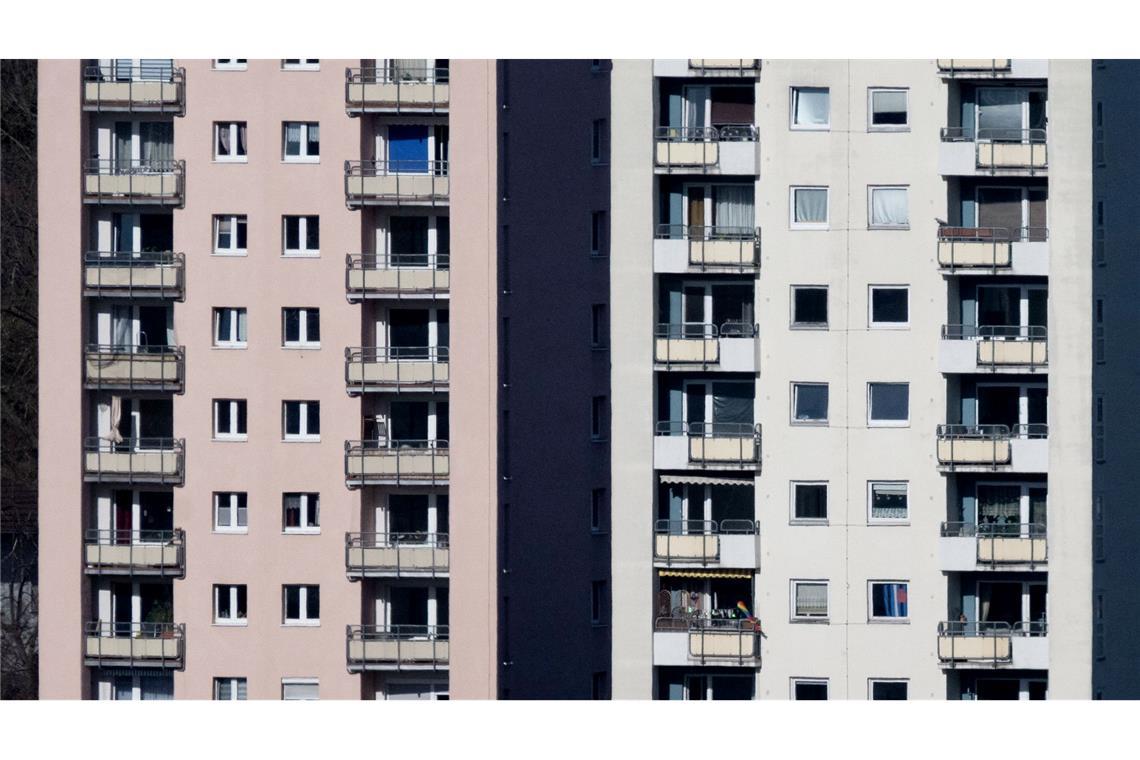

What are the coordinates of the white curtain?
(392, 59, 429, 81)
(285, 123, 301, 155)
(217, 125, 231, 156)
(713, 186, 754, 229)
(871, 187, 908, 226)
(796, 584, 828, 615)
(140, 123, 173, 167)
(108, 396, 124, 444)
(795, 188, 828, 224)
(684, 87, 708, 131)
(112, 306, 132, 348)
(793, 88, 829, 126)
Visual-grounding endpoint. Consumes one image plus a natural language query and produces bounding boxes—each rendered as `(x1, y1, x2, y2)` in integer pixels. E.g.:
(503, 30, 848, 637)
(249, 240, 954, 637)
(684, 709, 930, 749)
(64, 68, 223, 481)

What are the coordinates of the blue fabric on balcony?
(388, 125, 429, 173)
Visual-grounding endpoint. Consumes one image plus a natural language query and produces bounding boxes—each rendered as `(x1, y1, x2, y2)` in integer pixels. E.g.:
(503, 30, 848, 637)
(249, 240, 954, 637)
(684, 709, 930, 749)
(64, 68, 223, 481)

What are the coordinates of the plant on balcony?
(144, 600, 174, 637)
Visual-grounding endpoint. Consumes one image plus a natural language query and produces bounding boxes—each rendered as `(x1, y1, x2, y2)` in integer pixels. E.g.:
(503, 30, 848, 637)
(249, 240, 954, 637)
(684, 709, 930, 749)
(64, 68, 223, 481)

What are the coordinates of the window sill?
(868, 520, 911, 527)
(213, 435, 249, 443)
(791, 420, 829, 427)
(282, 66, 320, 72)
(213, 620, 249, 627)
(282, 252, 320, 259)
(282, 437, 321, 443)
(790, 617, 830, 624)
(867, 422, 910, 429)
(284, 529, 321, 536)
(212, 251, 248, 257)
(868, 225, 911, 231)
(213, 158, 248, 164)
(282, 621, 321, 627)
(282, 344, 321, 351)
(790, 124, 830, 132)
(790, 519, 829, 526)
(212, 344, 248, 351)
(790, 224, 830, 231)
(213, 66, 248, 72)
(790, 323, 829, 331)
(281, 158, 320, 165)
(868, 323, 910, 330)
(868, 618, 910, 625)
(213, 528, 248, 535)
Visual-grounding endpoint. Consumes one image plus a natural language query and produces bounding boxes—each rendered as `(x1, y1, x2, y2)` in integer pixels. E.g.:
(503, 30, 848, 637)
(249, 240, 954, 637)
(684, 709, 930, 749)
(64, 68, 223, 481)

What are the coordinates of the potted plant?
(144, 600, 174, 638)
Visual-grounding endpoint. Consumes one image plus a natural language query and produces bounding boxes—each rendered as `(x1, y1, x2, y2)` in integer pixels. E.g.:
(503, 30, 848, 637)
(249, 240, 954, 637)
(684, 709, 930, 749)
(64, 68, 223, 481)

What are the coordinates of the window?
(282, 59, 319, 70)
(791, 286, 828, 328)
(791, 186, 829, 228)
(282, 122, 319, 161)
(591, 396, 607, 442)
(869, 680, 908, 700)
(213, 308, 247, 348)
(214, 60, 247, 71)
(790, 87, 830, 129)
(213, 215, 247, 255)
(868, 482, 909, 523)
(591, 304, 608, 349)
(1095, 297, 1105, 365)
(281, 678, 318, 700)
(867, 383, 909, 426)
(213, 492, 248, 533)
(214, 677, 247, 700)
(792, 482, 827, 522)
(869, 581, 909, 621)
(792, 580, 829, 620)
(213, 399, 248, 440)
(868, 88, 909, 131)
(591, 580, 607, 625)
(213, 584, 248, 625)
(282, 585, 319, 625)
(869, 286, 909, 327)
(282, 308, 320, 348)
(214, 122, 247, 162)
(590, 211, 607, 257)
(282, 215, 319, 257)
(868, 186, 909, 229)
(591, 488, 607, 534)
(591, 119, 608, 164)
(792, 382, 829, 424)
(592, 671, 608, 700)
(792, 679, 829, 700)
(283, 493, 320, 534)
(283, 400, 320, 441)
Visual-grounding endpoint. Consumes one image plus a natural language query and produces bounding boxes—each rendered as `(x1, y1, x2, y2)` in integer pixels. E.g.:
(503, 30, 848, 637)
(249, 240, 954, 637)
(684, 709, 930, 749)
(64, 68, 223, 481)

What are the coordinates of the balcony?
(655, 422, 761, 471)
(83, 159, 185, 205)
(936, 227, 1049, 275)
(84, 251, 184, 299)
(83, 437, 184, 485)
(653, 520, 759, 568)
(939, 129, 1047, 176)
(939, 326, 1047, 374)
(939, 523, 1047, 572)
(84, 621, 184, 668)
(936, 59, 1048, 79)
(83, 529, 185, 576)
(84, 345, 185, 393)
(345, 532, 449, 578)
(654, 225, 760, 273)
(82, 65, 185, 114)
(346, 624, 449, 671)
(936, 424, 1048, 473)
(345, 66, 448, 114)
(654, 324, 758, 372)
(653, 60, 760, 78)
(344, 160, 449, 207)
(345, 440, 449, 487)
(346, 347, 448, 394)
(653, 618, 762, 667)
(345, 253, 449, 300)
(937, 621, 1049, 670)
(654, 126, 760, 175)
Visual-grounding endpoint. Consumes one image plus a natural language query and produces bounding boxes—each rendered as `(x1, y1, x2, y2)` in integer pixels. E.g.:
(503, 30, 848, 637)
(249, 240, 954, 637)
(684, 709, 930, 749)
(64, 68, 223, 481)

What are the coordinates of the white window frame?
(213, 492, 248, 534)
(281, 308, 320, 349)
(790, 481, 828, 525)
(868, 580, 910, 622)
(281, 59, 320, 71)
(868, 285, 910, 329)
(867, 481, 910, 524)
(282, 215, 319, 257)
(213, 399, 248, 441)
(281, 678, 319, 700)
(282, 585, 320, 626)
(867, 382, 910, 428)
(789, 86, 831, 131)
(213, 584, 248, 626)
(213, 121, 247, 163)
(868, 679, 909, 700)
(283, 493, 320, 535)
(214, 677, 248, 700)
(282, 121, 319, 162)
(867, 185, 910, 230)
(867, 88, 910, 132)
(791, 382, 829, 426)
(213, 60, 247, 71)
(791, 678, 830, 700)
(213, 214, 247, 256)
(213, 307, 247, 349)
(282, 400, 320, 442)
(790, 186, 829, 230)
(791, 579, 829, 622)
(790, 285, 829, 329)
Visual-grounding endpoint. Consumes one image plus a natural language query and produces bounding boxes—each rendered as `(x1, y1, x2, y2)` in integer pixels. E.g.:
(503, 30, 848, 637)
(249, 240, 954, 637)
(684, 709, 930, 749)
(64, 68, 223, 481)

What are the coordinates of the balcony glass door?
(389, 216, 429, 266)
(139, 122, 173, 167)
(712, 284, 754, 333)
(977, 87, 1047, 141)
(682, 85, 709, 129)
(712, 381, 754, 428)
(976, 384, 1021, 431)
(390, 401, 429, 446)
(388, 494, 429, 543)
(388, 309, 430, 359)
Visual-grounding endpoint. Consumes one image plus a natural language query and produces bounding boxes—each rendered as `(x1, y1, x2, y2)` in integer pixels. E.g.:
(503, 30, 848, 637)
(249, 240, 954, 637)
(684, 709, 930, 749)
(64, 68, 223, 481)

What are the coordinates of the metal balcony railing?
(936, 424, 1047, 469)
(937, 225, 1049, 270)
(84, 528, 185, 575)
(84, 251, 184, 298)
(345, 346, 449, 392)
(687, 59, 761, 75)
(346, 624, 449, 669)
(83, 437, 185, 484)
(82, 65, 185, 113)
(936, 59, 1012, 76)
(345, 532, 449, 577)
(345, 66, 449, 113)
(940, 522, 1047, 567)
(345, 252, 450, 298)
(655, 616, 762, 665)
(83, 159, 185, 203)
(344, 439, 449, 485)
(656, 224, 761, 270)
(941, 324, 1048, 371)
(941, 127, 1048, 172)
(937, 619, 1047, 664)
(654, 322, 758, 366)
(656, 421, 762, 467)
(84, 621, 184, 668)
(653, 519, 757, 564)
(84, 344, 185, 392)
(344, 160, 449, 205)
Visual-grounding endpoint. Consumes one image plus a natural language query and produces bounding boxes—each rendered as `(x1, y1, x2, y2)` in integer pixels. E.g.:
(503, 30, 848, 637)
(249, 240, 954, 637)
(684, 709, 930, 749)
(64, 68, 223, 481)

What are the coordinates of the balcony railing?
(937, 226, 1049, 270)
(687, 59, 761, 75)
(936, 424, 1047, 469)
(937, 620, 1047, 665)
(84, 344, 185, 392)
(344, 160, 449, 206)
(654, 322, 757, 367)
(941, 522, 1047, 567)
(84, 159, 185, 204)
(345, 253, 450, 299)
(345, 67, 449, 113)
(346, 624, 449, 670)
(656, 224, 760, 270)
(345, 532, 449, 577)
(84, 251, 184, 299)
(83, 437, 184, 484)
(655, 616, 762, 665)
(941, 325, 1048, 371)
(346, 346, 448, 392)
(941, 127, 1048, 172)
(84, 621, 184, 668)
(936, 59, 1012, 76)
(82, 65, 185, 113)
(656, 421, 762, 467)
(84, 529, 185, 575)
(653, 519, 757, 565)
(345, 439, 449, 485)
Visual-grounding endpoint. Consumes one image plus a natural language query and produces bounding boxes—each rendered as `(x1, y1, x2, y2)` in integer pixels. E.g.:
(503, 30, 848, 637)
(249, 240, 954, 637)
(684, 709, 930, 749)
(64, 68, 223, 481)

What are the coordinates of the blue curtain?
(388, 125, 429, 173)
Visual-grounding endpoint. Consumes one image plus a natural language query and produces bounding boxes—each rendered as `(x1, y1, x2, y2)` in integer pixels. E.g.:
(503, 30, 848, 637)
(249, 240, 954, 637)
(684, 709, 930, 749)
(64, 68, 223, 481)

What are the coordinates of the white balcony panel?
(1010, 438, 1048, 473)
(719, 338, 757, 373)
(1012, 635, 1049, 670)
(654, 436, 690, 470)
(938, 536, 978, 572)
